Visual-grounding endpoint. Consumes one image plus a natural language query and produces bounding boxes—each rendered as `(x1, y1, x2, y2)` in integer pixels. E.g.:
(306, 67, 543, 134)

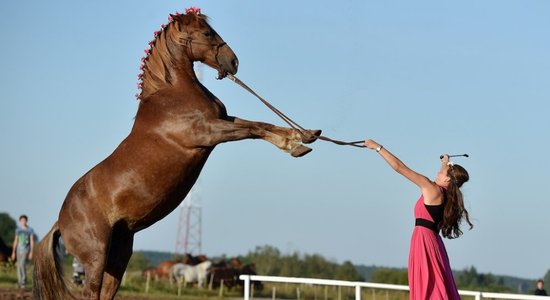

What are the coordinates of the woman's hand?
(364, 139, 381, 150)
(440, 154, 450, 164)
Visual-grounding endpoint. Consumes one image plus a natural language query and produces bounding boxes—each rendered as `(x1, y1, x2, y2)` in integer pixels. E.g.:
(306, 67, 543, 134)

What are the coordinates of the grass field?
(0, 262, 483, 300)
(0, 262, 409, 299)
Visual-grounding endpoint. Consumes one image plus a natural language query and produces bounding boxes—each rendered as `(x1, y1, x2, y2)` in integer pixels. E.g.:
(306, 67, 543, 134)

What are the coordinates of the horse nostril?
(232, 58, 239, 70)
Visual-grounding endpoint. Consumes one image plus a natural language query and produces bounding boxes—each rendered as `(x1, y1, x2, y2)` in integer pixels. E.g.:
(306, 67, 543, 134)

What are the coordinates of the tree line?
(241, 245, 362, 281)
(365, 265, 516, 293)
(234, 245, 537, 294)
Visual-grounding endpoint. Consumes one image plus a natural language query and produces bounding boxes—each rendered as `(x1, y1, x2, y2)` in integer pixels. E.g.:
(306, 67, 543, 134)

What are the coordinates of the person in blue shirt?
(11, 214, 35, 289)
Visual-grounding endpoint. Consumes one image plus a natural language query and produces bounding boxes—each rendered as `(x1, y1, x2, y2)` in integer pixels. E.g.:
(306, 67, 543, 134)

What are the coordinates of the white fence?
(239, 275, 550, 300)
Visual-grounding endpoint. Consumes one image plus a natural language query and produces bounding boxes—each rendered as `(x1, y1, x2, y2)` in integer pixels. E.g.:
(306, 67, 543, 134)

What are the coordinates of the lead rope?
(226, 74, 366, 148)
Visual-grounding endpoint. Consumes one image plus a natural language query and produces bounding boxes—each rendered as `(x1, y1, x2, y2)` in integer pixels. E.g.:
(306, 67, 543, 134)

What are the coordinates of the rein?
(226, 74, 366, 148)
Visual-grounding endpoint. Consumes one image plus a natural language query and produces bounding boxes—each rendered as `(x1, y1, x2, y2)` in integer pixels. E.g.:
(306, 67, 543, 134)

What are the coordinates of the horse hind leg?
(61, 216, 112, 299)
(100, 228, 134, 300)
(67, 234, 110, 300)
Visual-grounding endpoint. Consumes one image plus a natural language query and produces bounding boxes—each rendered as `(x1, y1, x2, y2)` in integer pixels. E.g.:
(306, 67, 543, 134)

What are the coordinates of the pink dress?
(408, 194, 460, 300)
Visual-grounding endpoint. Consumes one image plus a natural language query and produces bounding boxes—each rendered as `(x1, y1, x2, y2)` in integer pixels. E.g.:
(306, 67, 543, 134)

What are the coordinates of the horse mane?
(136, 12, 209, 101)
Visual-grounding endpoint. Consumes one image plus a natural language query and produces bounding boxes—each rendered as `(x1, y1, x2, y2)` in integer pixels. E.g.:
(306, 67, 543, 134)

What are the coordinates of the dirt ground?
(0, 287, 184, 300)
(0, 288, 31, 300)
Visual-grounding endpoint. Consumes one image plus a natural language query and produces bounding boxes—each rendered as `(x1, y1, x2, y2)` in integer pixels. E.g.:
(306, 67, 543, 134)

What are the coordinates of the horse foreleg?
(197, 117, 319, 157)
(232, 117, 322, 144)
(100, 230, 134, 300)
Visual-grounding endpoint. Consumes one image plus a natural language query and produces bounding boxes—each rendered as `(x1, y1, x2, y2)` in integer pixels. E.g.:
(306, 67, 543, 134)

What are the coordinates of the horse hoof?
(302, 129, 322, 144)
(291, 145, 312, 157)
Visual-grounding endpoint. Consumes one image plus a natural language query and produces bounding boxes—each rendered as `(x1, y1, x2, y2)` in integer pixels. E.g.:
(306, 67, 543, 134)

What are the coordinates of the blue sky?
(1, 1, 549, 280)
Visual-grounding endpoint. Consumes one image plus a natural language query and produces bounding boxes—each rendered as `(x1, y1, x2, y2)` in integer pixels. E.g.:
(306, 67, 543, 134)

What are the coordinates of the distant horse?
(33, 8, 320, 300)
(182, 253, 208, 265)
(207, 265, 239, 289)
(155, 260, 178, 280)
(207, 260, 262, 290)
(238, 263, 263, 291)
(154, 255, 207, 281)
(228, 257, 243, 269)
(172, 261, 212, 288)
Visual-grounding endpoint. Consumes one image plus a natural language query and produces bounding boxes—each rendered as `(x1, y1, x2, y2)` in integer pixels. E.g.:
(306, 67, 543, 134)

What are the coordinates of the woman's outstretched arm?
(364, 139, 441, 203)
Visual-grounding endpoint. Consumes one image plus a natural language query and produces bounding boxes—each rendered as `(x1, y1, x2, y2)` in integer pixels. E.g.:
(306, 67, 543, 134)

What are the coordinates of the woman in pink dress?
(364, 139, 473, 300)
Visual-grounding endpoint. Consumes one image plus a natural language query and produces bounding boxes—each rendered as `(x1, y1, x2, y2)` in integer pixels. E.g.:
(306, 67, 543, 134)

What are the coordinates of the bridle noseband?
(182, 37, 227, 68)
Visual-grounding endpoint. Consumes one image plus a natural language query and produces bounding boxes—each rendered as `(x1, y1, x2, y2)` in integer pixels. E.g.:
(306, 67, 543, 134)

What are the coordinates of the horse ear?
(180, 13, 196, 26)
(171, 13, 188, 25)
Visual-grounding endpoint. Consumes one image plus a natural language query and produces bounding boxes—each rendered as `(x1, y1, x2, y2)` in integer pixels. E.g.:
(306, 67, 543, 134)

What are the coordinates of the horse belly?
(58, 133, 213, 237)
(99, 142, 213, 231)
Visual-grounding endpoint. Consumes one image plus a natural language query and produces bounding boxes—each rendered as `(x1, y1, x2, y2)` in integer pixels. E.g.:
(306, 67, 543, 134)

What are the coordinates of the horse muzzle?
(216, 46, 239, 79)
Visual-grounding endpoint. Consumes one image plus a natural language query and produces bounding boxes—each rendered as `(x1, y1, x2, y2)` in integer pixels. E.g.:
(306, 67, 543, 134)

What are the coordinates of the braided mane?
(135, 8, 207, 101)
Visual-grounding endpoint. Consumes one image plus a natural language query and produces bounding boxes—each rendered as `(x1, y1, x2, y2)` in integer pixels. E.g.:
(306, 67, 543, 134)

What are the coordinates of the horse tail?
(33, 222, 73, 300)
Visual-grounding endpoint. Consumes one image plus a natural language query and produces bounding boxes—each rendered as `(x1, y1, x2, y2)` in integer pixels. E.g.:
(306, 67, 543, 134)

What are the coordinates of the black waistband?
(415, 218, 439, 233)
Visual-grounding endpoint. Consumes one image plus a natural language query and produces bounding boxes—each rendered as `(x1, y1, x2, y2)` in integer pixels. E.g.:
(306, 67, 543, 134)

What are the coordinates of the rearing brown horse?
(33, 9, 319, 300)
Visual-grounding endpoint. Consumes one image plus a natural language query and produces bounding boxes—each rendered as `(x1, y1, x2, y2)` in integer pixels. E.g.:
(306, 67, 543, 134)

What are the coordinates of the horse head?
(137, 7, 239, 100)
(172, 9, 238, 79)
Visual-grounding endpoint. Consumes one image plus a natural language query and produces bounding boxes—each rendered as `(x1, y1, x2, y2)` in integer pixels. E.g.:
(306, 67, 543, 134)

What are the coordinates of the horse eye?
(203, 31, 212, 38)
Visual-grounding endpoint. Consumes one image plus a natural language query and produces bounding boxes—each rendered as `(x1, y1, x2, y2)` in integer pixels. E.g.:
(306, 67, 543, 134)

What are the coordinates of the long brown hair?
(440, 164, 473, 239)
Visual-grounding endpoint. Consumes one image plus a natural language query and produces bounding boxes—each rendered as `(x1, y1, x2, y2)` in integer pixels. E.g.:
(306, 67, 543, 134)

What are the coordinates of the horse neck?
(140, 24, 196, 99)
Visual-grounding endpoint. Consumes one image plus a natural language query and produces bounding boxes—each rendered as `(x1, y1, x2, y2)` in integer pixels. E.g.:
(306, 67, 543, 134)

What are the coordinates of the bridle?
(181, 36, 227, 70)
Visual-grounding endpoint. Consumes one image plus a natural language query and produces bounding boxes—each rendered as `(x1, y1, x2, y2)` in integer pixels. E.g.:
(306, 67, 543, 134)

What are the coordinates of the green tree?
(335, 261, 363, 281)
(0, 213, 16, 245)
(456, 266, 478, 288)
(243, 245, 364, 281)
(371, 268, 408, 285)
(279, 252, 301, 277)
(303, 253, 329, 278)
(246, 245, 282, 275)
(454, 266, 511, 292)
(544, 270, 550, 288)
